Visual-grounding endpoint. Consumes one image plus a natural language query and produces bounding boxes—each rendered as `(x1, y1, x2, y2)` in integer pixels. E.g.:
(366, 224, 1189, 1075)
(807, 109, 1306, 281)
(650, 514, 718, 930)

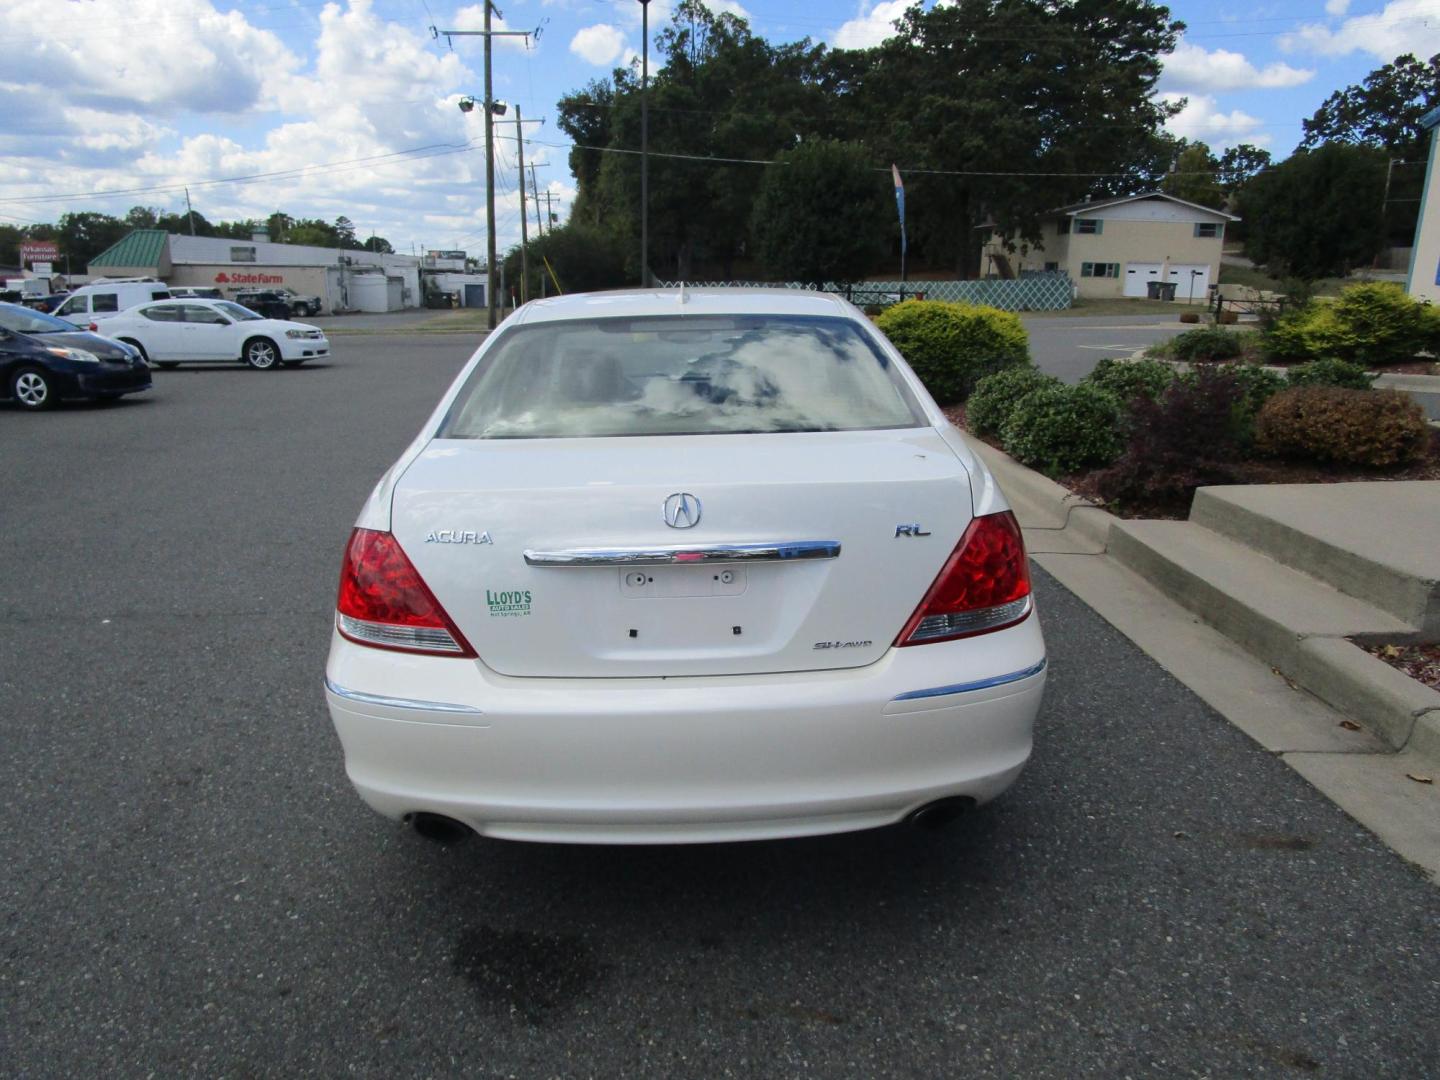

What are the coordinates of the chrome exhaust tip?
(406, 812, 473, 843)
(905, 797, 975, 831)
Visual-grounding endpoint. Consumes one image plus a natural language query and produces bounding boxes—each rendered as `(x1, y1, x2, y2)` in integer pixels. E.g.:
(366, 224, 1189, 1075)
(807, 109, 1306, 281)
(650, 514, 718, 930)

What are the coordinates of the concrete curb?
(1293, 637, 1440, 754)
(966, 438, 1118, 553)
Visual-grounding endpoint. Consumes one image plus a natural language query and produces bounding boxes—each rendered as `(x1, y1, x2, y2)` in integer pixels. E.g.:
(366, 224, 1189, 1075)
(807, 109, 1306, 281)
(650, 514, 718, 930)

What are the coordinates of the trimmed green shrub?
(966, 366, 1059, 437)
(875, 299, 1030, 404)
(1211, 362, 1287, 427)
(998, 383, 1123, 476)
(1168, 326, 1244, 363)
(1286, 356, 1374, 390)
(1265, 282, 1440, 367)
(1255, 387, 1430, 467)
(1093, 367, 1248, 512)
(1083, 357, 1175, 406)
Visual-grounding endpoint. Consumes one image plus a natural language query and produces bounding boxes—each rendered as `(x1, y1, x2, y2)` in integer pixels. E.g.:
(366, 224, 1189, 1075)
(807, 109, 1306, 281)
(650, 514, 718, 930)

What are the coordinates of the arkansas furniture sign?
(20, 241, 60, 266)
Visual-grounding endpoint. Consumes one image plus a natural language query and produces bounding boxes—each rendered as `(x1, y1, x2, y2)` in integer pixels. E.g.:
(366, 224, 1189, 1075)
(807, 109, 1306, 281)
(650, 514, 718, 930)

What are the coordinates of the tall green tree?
(558, 0, 831, 280)
(818, 0, 1182, 274)
(1238, 143, 1388, 280)
(1300, 52, 1440, 158)
(1300, 52, 1440, 245)
(1217, 144, 1272, 195)
(1160, 141, 1223, 208)
(56, 212, 129, 267)
(501, 222, 628, 298)
(750, 140, 890, 285)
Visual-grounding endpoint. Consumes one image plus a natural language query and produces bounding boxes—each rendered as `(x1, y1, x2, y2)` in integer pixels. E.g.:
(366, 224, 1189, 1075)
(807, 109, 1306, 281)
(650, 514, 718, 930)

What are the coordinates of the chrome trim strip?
(524, 541, 842, 567)
(891, 658, 1048, 702)
(324, 677, 483, 715)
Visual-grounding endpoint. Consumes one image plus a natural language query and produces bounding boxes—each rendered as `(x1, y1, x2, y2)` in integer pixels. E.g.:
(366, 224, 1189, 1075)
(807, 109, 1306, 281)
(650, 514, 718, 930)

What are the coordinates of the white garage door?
(1165, 264, 1210, 301)
(1124, 262, 1163, 297)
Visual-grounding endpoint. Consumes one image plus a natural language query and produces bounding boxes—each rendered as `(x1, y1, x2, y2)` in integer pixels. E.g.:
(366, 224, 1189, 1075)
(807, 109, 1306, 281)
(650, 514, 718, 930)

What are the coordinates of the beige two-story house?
(981, 192, 1238, 300)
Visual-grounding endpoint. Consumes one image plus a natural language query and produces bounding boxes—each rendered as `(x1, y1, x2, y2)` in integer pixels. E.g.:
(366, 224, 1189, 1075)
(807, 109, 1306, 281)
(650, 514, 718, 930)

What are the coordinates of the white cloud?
(1161, 41, 1313, 93)
(832, 1, 911, 49)
(1325, 0, 1351, 15)
(0, 0, 303, 114)
(570, 23, 628, 66)
(1280, 0, 1440, 60)
(705, 0, 752, 17)
(1161, 93, 1269, 150)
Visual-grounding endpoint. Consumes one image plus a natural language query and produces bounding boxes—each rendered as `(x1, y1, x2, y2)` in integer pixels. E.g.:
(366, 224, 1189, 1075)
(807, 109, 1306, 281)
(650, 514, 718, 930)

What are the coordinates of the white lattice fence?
(657, 276, 1073, 311)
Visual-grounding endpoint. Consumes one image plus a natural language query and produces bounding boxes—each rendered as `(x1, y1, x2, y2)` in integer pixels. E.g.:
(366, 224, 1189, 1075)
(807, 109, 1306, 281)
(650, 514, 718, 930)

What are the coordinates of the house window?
(230, 246, 257, 263)
(1081, 262, 1120, 278)
(1044, 261, 1059, 272)
(1194, 222, 1221, 239)
(1074, 218, 1102, 235)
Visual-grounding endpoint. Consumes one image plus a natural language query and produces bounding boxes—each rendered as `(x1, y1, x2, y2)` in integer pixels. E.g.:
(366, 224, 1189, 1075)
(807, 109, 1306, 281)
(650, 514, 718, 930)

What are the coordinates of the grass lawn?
(1030, 296, 1201, 318)
(1217, 263, 1348, 296)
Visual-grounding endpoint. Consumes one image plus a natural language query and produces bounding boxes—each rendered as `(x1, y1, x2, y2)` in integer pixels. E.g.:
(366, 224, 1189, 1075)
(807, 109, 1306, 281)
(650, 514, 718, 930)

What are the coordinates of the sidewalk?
(970, 437, 1440, 882)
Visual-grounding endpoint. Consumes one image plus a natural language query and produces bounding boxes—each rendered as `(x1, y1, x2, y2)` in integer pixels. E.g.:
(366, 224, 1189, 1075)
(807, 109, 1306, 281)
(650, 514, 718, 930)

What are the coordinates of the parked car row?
(2, 295, 330, 409)
(5, 279, 327, 327)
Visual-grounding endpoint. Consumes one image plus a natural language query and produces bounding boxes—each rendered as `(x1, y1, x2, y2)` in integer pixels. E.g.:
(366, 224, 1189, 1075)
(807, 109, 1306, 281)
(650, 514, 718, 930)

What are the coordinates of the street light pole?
(515, 104, 529, 305)
(434, 11, 530, 329)
(482, 2, 497, 328)
(639, 0, 651, 288)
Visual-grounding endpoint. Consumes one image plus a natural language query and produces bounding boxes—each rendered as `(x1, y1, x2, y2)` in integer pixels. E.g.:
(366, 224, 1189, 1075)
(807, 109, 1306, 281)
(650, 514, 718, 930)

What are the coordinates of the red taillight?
(895, 511, 1032, 646)
(335, 528, 477, 657)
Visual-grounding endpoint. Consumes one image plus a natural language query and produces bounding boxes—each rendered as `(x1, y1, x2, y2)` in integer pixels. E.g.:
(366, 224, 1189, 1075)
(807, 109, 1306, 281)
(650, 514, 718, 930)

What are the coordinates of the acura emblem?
(663, 492, 701, 529)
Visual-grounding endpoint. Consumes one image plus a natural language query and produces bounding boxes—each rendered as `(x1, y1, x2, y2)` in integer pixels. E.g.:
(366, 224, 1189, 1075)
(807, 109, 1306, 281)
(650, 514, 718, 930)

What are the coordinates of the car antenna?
(677, 281, 688, 306)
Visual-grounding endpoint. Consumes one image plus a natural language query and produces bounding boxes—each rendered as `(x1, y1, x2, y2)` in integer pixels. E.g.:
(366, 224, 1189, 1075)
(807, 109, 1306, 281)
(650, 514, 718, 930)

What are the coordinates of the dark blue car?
(0, 302, 151, 410)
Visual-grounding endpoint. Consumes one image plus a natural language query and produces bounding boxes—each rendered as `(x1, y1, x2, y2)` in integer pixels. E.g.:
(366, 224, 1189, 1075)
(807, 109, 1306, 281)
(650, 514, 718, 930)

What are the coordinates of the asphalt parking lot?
(1021, 313, 1191, 383)
(3, 335, 1438, 1077)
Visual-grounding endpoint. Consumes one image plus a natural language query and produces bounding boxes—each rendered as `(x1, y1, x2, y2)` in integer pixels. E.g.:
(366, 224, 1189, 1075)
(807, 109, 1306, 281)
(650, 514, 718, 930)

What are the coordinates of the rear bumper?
(323, 614, 1046, 843)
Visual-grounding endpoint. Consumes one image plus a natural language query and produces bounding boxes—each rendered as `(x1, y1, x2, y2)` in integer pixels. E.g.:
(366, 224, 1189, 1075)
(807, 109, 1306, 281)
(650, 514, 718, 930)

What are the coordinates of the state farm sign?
(20, 240, 59, 265)
(214, 271, 284, 285)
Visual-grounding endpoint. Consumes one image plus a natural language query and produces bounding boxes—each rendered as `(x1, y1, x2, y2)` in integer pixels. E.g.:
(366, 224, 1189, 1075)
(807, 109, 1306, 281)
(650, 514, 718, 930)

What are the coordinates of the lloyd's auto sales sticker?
(486, 588, 532, 618)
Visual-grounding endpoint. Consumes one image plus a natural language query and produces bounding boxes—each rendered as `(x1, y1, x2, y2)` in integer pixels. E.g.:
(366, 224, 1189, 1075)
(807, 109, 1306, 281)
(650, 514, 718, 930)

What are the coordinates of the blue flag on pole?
(891, 163, 906, 258)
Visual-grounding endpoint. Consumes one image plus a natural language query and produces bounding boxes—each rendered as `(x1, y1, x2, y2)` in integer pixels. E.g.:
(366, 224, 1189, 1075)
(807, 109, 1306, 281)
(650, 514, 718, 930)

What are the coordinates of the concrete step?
(1108, 520, 1414, 674)
(1189, 484, 1440, 636)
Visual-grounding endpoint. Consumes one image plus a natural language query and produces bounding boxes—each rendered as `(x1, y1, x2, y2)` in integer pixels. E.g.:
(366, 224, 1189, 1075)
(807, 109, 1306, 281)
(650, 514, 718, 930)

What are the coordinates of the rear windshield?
(438, 315, 924, 439)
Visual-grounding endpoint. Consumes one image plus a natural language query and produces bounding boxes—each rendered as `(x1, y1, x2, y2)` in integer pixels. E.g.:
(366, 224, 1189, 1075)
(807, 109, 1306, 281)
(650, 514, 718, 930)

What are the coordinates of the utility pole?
(639, 0, 652, 288)
(515, 105, 529, 304)
(529, 163, 544, 236)
(482, 4, 496, 327)
(544, 191, 555, 234)
(184, 187, 196, 236)
(433, 11, 531, 330)
(1377, 156, 1400, 269)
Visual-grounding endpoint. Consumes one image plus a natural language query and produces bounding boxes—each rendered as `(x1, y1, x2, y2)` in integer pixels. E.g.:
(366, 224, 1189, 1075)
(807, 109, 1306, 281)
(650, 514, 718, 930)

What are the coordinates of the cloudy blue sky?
(1, 0, 1437, 257)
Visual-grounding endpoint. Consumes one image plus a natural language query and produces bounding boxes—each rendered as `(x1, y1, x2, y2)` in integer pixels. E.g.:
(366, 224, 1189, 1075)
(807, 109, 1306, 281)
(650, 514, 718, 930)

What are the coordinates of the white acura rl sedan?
(324, 288, 1046, 844)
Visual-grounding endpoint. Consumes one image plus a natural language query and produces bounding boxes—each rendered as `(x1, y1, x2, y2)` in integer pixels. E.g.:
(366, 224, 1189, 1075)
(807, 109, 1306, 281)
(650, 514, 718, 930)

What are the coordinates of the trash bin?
(1146, 280, 1163, 299)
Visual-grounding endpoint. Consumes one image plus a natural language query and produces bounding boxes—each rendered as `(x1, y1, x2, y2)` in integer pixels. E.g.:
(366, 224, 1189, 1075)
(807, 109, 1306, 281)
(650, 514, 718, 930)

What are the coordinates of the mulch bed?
(1361, 643, 1440, 693)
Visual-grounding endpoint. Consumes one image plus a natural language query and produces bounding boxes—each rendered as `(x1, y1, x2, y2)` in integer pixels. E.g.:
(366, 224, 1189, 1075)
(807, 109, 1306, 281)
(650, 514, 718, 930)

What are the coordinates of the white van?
(54, 278, 171, 327)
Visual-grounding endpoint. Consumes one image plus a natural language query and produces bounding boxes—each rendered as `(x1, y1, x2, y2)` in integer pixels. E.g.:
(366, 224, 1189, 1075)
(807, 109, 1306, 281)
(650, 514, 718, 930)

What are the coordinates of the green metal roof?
(89, 229, 168, 268)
